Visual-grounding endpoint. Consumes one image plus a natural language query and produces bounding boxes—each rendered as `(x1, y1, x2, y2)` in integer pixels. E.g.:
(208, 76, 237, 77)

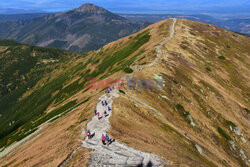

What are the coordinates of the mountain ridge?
(0, 18, 249, 167)
(0, 3, 150, 53)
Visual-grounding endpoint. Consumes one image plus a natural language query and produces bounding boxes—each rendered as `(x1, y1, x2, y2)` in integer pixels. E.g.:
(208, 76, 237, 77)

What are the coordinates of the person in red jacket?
(87, 129, 91, 139)
(102, 134, 106, 145)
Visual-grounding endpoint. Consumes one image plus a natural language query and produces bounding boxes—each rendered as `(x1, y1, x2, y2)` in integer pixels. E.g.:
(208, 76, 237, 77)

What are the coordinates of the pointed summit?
(75, 3, 108, 14)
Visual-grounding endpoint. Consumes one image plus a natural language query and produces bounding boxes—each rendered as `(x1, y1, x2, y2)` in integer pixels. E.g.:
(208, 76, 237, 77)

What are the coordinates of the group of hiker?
(86, 86, 116, 146)
(102, 133, 115, 146)
(106, 85, 114, 94)
(96, 100, 111, 120)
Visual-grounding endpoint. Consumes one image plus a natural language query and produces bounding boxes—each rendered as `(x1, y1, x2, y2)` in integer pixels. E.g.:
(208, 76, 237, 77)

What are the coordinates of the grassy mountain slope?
(0, 4, 150, 53)
(110, 19, 250, 166)
(0, 40, 77, 145)
(0, 19, 249, 166)
(0, 23, 154, 166)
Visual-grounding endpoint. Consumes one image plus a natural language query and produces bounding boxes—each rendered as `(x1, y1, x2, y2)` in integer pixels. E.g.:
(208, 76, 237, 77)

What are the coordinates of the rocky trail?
(79, 18, 177, 167)
(81, 88, 166, 166)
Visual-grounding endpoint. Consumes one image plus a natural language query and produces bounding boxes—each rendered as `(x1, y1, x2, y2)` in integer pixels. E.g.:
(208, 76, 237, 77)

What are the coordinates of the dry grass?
(109, 19, 250, 167)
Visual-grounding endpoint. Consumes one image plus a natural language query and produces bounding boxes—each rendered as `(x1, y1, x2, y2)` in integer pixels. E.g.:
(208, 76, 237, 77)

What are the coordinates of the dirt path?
(80, 18, 177, 166)
(132, 18, 176, 72)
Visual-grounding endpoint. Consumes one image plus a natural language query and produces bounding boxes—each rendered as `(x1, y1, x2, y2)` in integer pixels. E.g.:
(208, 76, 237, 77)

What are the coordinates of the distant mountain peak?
(75, 3, 108, 14)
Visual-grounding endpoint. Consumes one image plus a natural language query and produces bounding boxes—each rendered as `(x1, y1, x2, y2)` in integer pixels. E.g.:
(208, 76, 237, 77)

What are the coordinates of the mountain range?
(121, 14, 250, 35)
(0, 4, 149, 53)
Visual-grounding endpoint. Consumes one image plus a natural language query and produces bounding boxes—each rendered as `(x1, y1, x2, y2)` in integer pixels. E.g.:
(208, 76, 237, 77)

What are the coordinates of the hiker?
(101, 101, 104, 106)
(102, 134, 106, 145)
(108, 106, 111, 111)
(105, 134, 110, 146)
(98, 113, 100, 120)
(107, 89, 110, 93)
(106, 134, 110, 143)
(94, 109, 97, 115)
(104, 110, 109, 117)
(87, 129, 95, 139)
(105, 134, 115, 145)
(87, 129, 92, 139)
(105, 101, 108, 106)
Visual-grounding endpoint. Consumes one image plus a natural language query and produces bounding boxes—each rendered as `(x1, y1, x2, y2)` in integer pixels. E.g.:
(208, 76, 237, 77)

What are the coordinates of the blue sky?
(0, 0, 249, 13)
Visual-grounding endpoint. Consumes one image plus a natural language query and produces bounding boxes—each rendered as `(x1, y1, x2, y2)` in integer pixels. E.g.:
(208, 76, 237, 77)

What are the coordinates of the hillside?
(0, 4, 149, 53)
(0, 18, 249, 166)
(0, 40, 77, 144)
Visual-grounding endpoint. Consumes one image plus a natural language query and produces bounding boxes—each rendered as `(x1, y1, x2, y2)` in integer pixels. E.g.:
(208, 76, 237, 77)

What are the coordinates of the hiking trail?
(79, 18, 177, 167)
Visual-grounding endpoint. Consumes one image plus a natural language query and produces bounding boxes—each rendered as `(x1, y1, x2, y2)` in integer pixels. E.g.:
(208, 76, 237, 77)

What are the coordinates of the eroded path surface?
(81, 19, 177, 167)
(82, 89, 166, 166)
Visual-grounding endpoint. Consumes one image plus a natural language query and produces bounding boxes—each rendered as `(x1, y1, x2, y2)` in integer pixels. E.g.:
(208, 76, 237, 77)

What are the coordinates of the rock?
(240, 136, 247, 143)
(229, 141, 236, 150)
(187, 115, 196, 127)
(240, 149, 247, 159)
(133, 102, 139, 108)
(229, 125, 233, 131)
(195, 144, 203, 155)
(153, 73, 165, 84)
(160, 94, 170, 101)
(190, 121, 196, 127)
(233, 127, 241, 135)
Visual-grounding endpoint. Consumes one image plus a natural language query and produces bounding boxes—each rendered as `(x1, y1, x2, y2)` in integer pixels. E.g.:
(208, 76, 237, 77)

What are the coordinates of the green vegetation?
(227, 121, 237, 128)
(244, 108, 250, 114)
(0, 40, 93, 148)
(0, 100, 77, 148)
(0, 39, 22, 46)
(138, 55, 146, 61)
(217, 127, 232, 140)
(0, 29, 151, 150)
(206, 67, 212, 72)
(0, 42, 74, 141)
(176, 104, 184, 110)
(119, 89, 126, 94)
(183, 111, 190, 117)
(0, 97, 90, 148)
(123, 67, 133, 73)
(173, 79, 179, 84)
(218, 56, 226, 60)
(97, 30, 150, 75)
(93, 58, 100, 64)
(176, 104, 190, 118)
(140, 62, 147, 65)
